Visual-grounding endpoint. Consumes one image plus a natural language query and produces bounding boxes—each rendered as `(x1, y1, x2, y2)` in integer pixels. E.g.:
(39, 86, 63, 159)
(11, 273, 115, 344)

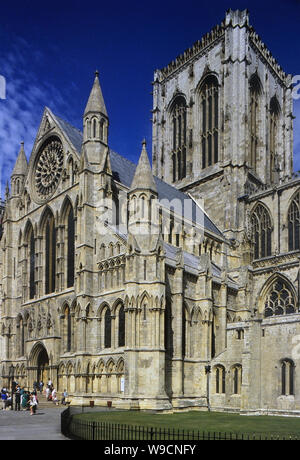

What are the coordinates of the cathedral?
(1, 8, 300, 415)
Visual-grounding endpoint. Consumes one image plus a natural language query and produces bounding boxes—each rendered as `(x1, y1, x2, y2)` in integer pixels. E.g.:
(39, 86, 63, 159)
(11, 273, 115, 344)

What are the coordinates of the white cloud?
(0, 37, 79, 198)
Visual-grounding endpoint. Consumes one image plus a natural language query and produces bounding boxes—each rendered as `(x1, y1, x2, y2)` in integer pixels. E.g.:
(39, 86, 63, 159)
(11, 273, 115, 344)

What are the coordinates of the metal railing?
(61, 408, 300, 441)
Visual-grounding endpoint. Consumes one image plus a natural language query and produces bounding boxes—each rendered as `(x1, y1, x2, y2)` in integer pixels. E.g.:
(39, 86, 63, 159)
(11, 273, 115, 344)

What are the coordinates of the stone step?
(35, 395, 61, 409)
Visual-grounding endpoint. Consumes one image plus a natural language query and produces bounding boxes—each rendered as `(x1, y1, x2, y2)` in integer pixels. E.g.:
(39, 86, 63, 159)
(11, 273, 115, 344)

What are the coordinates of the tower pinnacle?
(131, 140, 157, 193)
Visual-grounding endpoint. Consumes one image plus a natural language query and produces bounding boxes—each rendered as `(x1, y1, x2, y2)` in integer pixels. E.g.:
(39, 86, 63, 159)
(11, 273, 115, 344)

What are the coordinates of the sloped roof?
(53, 114, 83, 153)
(52, 112, 224, 239)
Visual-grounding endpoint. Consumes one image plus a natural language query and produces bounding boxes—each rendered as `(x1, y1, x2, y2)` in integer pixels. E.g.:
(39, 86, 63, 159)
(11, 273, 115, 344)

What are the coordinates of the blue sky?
(0, 0, 300, 197)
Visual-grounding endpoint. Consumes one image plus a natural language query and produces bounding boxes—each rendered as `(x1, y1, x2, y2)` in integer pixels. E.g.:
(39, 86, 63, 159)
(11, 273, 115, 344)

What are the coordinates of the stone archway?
(29, 342, 50, 387)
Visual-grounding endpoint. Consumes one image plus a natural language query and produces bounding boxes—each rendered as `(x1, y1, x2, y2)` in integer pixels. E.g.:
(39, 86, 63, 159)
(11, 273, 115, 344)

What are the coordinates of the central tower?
(151, 9, 293, 237)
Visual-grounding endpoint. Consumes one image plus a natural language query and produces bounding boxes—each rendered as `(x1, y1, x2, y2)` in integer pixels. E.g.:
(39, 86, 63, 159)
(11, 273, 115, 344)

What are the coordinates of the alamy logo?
(0, 75, 6, 99)
(292, 75, 300, 100)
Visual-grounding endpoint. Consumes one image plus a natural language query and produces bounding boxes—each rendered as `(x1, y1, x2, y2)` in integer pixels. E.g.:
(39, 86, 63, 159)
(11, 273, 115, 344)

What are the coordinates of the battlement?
(248, 26, 289, 83)
(159, 21, 225, 80)
(157, 9, 290, 84)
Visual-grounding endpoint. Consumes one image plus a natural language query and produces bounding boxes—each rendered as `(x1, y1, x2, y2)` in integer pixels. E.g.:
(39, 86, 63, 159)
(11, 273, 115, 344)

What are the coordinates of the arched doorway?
(37, 347, 49, 383)
(29, 343, 50, 386)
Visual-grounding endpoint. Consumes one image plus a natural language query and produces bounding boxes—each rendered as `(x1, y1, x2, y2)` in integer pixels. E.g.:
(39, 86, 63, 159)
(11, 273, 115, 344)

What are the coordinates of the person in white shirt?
(51, 388, 58, 405)
(29, 393, 38, 415)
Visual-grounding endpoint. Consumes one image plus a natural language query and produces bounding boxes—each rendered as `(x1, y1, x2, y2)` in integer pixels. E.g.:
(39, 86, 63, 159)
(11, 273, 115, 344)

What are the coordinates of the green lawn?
(73, 410, 300, 438)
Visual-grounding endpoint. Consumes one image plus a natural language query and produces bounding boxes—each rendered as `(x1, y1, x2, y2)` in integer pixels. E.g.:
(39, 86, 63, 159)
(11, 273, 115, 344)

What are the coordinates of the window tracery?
(264, 279, 296, 317)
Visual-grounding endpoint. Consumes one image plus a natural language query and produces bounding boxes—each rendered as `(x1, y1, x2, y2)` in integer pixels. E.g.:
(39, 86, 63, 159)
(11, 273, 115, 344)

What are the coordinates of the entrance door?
(37, 347, 49, 384)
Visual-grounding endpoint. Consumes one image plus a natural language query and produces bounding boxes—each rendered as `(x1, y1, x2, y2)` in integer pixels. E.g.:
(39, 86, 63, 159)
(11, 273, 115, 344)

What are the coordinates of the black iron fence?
(61, 408, 300, 441)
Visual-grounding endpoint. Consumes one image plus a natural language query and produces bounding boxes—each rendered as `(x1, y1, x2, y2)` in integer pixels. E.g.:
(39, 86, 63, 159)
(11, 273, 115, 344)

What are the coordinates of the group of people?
(1, 385, 38, 415)
(0, 379, 69, 415)
(44, 379, 68, 406)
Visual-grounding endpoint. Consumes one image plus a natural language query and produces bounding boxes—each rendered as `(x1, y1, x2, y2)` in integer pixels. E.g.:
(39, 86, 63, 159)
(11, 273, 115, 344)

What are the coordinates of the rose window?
(34, 138, 64, 200)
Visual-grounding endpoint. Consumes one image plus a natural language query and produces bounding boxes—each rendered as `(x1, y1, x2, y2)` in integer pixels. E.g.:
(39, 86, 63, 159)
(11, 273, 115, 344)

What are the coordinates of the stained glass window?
(118, 306, 125, 347)
(67, 207, 75, 288)
(29, 228, 35, 299)
(251, 204, 272, 259)
(104, 308, 111, 348)
(249, 74, 262, 172)
(171, 96, 187, 181)
(200, 75, 219, 169)
(288, 191, 300, 251)
(45, 214, 56, 294)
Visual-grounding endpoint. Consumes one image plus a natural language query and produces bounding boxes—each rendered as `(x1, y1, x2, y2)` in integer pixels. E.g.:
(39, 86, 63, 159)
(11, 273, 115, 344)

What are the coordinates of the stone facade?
(0, 9, 300, 415)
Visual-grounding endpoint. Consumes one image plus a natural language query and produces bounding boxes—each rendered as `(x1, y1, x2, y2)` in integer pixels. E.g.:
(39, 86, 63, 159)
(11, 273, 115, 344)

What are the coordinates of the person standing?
(29, 392, 38, 415)
(20, 387, 25, 408)
(21, 391, 29, 411)
(61, 389, 68, 405)
(15, 387, 21, 411)
(1, 391, 7, 410)
(51, 388, 58, 404)
(39, 381, 44, 394)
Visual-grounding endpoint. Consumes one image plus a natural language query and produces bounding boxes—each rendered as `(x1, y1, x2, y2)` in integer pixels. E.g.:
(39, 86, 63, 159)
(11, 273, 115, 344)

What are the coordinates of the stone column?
(172, 264, 184, 397)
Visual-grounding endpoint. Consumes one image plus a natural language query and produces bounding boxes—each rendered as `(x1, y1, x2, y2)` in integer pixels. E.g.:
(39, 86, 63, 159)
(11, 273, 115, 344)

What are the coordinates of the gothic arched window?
(232, 365, 242, 395)
(269, 97, 280, 183)
(264, 278, 296, 317)
(215, 365, 226, 394)
(100, 119, 104, 141)
(19, 317, 25, 357)
(87, 119, 91, 139)
(118, 305, 125, 347)
(200, 75, 219, 169)
(288, 191, 300, 251)
(171, 96, 187, 182)
(93, 118, 97, 138)
(251, 204, 272, 259)
(104, 308, 111, 348)
(67, 206, 75, 288)
(45, 213, 56, 294)
(281, 359, 294, 396)
(28, 226, 35, 300)
(249, 74, 262, 172)
(64, 305, 72, 352)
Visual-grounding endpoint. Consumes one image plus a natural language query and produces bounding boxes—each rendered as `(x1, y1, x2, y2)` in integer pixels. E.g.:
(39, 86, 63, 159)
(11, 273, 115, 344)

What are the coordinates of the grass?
(73, 410, 300, 438)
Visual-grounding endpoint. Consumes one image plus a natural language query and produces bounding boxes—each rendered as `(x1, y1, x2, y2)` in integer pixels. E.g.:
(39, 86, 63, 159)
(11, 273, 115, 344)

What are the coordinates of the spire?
(12, 142, 28, 176)
(130, 140, 157, 193)
(84, 71, 108, 117)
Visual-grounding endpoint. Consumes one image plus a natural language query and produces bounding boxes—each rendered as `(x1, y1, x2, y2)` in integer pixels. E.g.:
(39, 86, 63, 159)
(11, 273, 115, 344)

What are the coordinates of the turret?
(82, 71, 109, 165)
(128, 140, 159, 250)
(124, 140, 170, 410)
(11, 142, 28, 196)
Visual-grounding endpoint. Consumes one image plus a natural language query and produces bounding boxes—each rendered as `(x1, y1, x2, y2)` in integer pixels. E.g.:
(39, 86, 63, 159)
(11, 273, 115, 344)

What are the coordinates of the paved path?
(0, 407, 69, 440)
